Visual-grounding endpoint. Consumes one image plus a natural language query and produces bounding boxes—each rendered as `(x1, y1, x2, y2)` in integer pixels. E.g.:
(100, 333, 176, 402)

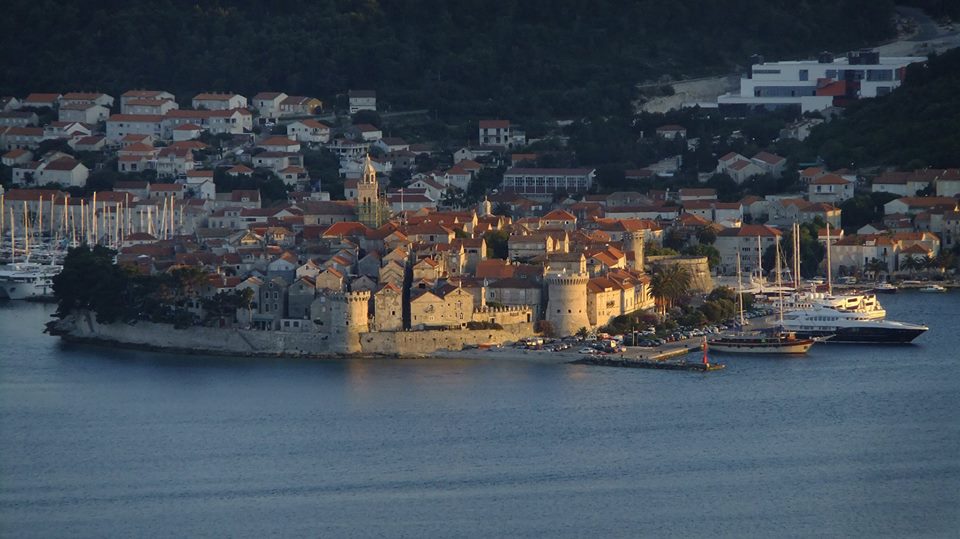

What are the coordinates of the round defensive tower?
(329, 290, 371, 354)
(546, 272, 591, 337)
(623, 231, 645, 271)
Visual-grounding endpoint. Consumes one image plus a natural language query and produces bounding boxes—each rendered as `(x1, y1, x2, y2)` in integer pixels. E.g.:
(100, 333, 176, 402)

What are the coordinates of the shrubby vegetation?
(53, 245, 252, 328)
(839, 193, 900, 230)
(601, 286, 753, 335)
(466, 321, 503, 330)
(0, 1, 895, 119)
(803, 47, 960, 169)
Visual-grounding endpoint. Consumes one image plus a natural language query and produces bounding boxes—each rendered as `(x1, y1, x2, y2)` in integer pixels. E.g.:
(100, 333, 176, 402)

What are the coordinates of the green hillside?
(0, 0, 895, 118)
(805, 47, 960, 169)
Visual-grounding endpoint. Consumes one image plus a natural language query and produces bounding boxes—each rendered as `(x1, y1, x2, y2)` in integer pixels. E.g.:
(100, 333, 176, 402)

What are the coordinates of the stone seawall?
(51, 312, 534, 359)
(359, 324, 533, 356)
(53, 312, 339, 357)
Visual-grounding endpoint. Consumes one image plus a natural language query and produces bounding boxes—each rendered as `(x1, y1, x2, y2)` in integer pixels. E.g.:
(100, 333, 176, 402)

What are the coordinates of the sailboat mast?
(115, 203, 121, 249)
(776, 235, 783, 325)
(756, 235, 763, 292)
(23, 201, 29, 258)
(37, 195, 43, 244)
(793, 222, 801, 290)
(79, 199, 85, 245)
(736, 251, 745, 327)
(826, 222, 833, 296)
(92, 192, 98, 245)
(9, 207, 14, 259)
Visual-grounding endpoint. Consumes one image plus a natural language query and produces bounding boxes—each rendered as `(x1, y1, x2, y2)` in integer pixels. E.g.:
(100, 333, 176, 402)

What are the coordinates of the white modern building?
(348, 90, 376, 114)
(501, 167, 595, 195)
(718, 50, 925, 112)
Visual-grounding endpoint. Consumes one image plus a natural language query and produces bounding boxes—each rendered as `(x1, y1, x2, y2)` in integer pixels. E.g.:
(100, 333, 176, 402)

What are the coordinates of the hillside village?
(1, 84, 959, 351)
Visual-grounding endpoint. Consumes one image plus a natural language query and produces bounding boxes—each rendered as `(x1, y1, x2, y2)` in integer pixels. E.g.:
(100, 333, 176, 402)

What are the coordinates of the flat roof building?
(718, 50, 925, 113)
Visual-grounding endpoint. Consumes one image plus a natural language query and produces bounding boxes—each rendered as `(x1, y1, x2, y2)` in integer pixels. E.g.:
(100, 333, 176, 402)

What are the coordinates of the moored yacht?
(780, 307, 928, 344)
(0, 263, 62, 300)
(918, 284, 946, 293)
(708, 329, 816, 354)
(872, 282, 898, 294)
(778, 290, 887, 319)
(708, 248, 817, 355)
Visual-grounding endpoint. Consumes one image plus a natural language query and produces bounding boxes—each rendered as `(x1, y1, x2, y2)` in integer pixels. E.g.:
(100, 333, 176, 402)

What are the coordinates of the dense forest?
(804, 47, 960, 169)
(0, 0, 896, 119)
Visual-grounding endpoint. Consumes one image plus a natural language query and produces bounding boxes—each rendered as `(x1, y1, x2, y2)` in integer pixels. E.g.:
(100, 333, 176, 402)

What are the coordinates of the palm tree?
(899, 255, 917, 274)
(650, 264, 692, 315)
(864, 258, 888, 279)
(934, 251, 956, 273)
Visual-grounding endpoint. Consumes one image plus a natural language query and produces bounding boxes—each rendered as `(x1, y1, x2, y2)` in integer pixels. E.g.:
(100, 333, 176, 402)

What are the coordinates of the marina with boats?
(708, 222, 936, 355)
(1, 189, 185, 301)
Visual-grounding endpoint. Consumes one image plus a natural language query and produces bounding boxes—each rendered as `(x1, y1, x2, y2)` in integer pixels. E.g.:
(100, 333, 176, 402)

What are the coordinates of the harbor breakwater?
(48, 312, 533, 358)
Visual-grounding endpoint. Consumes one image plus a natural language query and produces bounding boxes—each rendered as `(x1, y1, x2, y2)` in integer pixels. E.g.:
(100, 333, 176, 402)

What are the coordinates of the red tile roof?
(479, 120, 510, 129)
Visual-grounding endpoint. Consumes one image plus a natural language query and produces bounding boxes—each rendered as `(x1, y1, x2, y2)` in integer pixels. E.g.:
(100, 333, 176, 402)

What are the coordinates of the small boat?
(709, 249, 816, 355)
(708, 330, 816, 354)
(918, 284, 946, 293)
(873, 282, 898, 294)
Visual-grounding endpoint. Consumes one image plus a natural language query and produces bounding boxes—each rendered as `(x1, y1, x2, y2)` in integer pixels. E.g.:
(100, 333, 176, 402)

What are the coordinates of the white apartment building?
(287, 119, 331, 144)
(106, 114, 164, 142)
(348, 90, 376, 114)
(478, 119, 525, 148)
(192, 93, 247, 111)
(501, 167, 596, 195)
(718, 50, 925, 112)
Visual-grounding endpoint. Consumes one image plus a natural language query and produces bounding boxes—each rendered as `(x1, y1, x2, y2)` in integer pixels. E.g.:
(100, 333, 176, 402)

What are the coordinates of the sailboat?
(778, 222, 887, 319)
(0, 203, 62, 300)
(708, 246, 817, 354)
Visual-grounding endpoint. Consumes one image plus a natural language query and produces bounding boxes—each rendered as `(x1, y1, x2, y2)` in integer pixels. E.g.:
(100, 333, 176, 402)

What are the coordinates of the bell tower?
(357, 154, 389, 227)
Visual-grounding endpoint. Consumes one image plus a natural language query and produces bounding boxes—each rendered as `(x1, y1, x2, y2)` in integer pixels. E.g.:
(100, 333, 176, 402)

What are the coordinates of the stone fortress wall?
(646, 255, 713, 293)
(54, 311, 534, 358)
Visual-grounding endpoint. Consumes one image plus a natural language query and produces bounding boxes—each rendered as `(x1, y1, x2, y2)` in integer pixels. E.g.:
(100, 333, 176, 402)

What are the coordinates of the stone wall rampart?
(52, 312, 534, 359)
(359, 323, 533, 356)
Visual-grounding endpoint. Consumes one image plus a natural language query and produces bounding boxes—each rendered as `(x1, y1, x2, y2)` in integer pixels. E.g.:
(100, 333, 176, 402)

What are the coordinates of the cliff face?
(48, 312, 535, 358)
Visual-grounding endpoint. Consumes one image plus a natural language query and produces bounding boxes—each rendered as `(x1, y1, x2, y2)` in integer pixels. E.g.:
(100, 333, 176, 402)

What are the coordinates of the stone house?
(287, 276, 316, 320)
(252, 92, 288, 120)
(287, 119, 331, 144)
(808, 174, 854, 203)
(373, 283, 403, 331)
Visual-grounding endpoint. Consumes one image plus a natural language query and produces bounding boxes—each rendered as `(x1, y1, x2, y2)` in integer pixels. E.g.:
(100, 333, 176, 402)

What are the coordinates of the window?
(799, 69, 808, 81)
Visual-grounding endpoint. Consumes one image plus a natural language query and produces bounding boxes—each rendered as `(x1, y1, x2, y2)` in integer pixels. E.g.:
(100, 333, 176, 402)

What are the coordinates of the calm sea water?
(1, 293, 958, 538)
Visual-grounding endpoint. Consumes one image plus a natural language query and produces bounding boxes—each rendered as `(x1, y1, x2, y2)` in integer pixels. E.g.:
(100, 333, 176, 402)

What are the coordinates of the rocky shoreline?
(45, 312, 531, 361)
